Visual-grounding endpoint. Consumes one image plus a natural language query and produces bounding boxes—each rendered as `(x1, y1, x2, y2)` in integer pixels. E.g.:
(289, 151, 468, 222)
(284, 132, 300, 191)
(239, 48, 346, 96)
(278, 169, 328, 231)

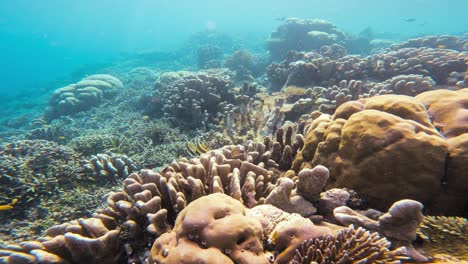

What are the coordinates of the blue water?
(0, 0, 467, 96)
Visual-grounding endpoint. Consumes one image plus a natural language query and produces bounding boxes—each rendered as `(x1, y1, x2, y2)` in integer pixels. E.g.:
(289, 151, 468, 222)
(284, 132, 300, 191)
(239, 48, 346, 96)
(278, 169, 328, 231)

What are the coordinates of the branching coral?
(416, 216, 468, 261)
(291, 225, 408, 264)
(0, 140, 80, 205)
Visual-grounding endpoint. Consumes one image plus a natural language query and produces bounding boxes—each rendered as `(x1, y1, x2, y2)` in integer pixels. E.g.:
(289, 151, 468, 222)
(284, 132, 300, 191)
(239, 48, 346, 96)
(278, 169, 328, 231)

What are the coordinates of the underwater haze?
(1, 0, 468, 263)
(0, 0, 467, 96)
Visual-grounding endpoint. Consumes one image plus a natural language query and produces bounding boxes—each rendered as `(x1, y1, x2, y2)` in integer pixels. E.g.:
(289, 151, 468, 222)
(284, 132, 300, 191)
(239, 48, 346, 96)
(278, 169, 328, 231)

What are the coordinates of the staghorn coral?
(0, 140, 79, 205)
(293, 89, 468, 215)
(45, 74, 123, 120)
(416, 216, 468, 261)
(291, 225, 407, 264)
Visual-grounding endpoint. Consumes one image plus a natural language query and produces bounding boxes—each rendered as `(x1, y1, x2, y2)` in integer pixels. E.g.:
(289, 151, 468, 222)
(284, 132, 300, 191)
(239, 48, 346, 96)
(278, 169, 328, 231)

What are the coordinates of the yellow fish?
(58, 136, 66, 140)
(0, 198, 18, 210)
(437, 45, 446, 49)
(0, 204, 13, 210)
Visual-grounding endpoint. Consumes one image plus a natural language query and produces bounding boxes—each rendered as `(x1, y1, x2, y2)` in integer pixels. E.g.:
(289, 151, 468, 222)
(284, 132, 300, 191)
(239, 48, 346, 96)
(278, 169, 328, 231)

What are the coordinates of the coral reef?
(291, 225, 407, 264)
(197, 44, 223, 69)
(294, 89, 468, 215)
(389, 35, 467, 51)
(315, 79, 362, 114)
(363, 74, 436, 97)
(45, 74, 123, 120)
(153, 69, 235, 128)
(1, 16, 467, 264)
(266, 18, 347, 60)
(0, 140, 79, 205)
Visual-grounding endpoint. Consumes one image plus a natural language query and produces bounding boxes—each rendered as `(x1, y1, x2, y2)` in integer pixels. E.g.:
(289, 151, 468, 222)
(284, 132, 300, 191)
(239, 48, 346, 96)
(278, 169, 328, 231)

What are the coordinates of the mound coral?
(45, 74, 123, 120)
(293, 89, 468, 215)
(148, 193, 269, 264)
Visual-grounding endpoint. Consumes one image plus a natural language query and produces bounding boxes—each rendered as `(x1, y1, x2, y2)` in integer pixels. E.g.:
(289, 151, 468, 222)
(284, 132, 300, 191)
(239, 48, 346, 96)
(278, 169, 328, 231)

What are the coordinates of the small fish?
(92, 116, 98, 121)
(437, 45, 446, 49)
(58, 136, 66, 140)
(0, 204, 13, 211)
(0, 199, 17, 211)
(404, 18, 416, 23)
(142, 115, 150, 121)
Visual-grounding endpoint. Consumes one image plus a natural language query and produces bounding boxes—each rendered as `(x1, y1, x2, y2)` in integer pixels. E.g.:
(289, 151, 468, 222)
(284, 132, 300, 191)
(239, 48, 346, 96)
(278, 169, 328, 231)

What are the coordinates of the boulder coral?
(148, 193, 269, 264)
(293, 88, 468, 215)
(45, 74, 123, 120)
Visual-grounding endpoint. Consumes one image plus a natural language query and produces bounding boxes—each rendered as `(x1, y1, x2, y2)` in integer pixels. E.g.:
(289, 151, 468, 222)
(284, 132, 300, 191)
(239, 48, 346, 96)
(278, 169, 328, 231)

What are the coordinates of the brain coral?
(45, 74, 123, 120)
(293, 88, 468, 215)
